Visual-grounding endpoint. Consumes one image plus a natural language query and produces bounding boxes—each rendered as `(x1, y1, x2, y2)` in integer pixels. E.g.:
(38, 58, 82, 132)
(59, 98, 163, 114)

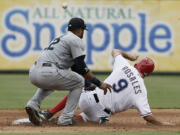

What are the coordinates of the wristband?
(92, 77, 102, 87)
(85, 80, 91, 87)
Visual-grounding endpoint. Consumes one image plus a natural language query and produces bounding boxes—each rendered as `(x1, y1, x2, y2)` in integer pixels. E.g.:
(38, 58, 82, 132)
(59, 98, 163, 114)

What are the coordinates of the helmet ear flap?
(134, 63, 140, 72)
(134, 63, 138, 68)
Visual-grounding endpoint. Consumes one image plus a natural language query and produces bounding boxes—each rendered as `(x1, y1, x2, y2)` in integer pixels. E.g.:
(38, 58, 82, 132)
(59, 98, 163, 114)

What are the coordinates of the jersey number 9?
(112, 79, 128, 93)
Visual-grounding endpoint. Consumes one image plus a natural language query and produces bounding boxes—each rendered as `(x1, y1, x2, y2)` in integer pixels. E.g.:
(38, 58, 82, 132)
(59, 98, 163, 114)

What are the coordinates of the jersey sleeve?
(113, 54, 130, 71)
(134, 85, 152, 117)
(70, 38, 85, 59)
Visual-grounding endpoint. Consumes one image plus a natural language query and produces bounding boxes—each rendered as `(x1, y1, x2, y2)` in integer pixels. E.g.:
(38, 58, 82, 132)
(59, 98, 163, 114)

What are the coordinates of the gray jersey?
(37, 31, 85, 69)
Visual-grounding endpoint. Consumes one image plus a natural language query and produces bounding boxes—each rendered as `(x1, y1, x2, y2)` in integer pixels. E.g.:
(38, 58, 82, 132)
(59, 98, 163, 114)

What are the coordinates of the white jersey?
(79, 54, 152, 122)
(37, 31, 85, 69)
(96, 54, 152, 116)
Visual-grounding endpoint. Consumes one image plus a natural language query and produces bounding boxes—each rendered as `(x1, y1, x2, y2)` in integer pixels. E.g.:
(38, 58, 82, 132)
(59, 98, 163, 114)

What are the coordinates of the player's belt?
(34, 61, 52, 67)
(42, 63, 52, 67)
(34, 61, 63, 69)
(93, 93, 99, 103)
(93, 93, 111, 115)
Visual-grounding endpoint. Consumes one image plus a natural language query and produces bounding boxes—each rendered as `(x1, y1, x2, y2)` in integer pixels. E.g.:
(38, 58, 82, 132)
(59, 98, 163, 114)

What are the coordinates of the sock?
(48, 95, 68, 114)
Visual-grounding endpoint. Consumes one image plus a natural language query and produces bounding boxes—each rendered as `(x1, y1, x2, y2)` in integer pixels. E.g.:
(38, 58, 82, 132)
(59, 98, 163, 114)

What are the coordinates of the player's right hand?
(99, 83, 112, 95)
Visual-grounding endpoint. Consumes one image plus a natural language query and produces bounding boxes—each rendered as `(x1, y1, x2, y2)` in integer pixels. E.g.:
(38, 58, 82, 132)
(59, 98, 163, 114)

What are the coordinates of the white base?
(12, 118, 31, 125)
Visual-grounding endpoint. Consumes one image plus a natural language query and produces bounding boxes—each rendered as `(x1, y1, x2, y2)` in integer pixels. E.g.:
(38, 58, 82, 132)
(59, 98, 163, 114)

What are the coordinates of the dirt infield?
(0, 109, 180, 133)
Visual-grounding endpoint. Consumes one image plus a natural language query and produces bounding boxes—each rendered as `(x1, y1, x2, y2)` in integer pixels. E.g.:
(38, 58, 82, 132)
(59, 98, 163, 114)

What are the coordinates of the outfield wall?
(0, 0, 180, 72)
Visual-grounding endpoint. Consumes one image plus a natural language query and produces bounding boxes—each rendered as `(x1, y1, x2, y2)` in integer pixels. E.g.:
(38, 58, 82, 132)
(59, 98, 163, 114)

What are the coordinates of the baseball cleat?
(99, 116, 109, 124)
(25, 106, 41, 125)
(39, 111, 53, 121)
(48, 117, 75, 126)
(49, 117, 58, 124)
(57, 120, 76, 126)
(57, 118, 76, 126)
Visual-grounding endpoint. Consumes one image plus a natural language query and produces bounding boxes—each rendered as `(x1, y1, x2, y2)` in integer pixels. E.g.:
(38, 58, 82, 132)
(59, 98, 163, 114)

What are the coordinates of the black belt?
(93, 93, 111, 115)
(93, 93, 99, 103)
(42, 63, 52, 67)
(34, 61, 52, 67)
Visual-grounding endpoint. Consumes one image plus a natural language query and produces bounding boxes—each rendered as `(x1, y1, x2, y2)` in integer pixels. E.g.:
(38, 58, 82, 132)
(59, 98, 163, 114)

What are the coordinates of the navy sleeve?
(72, 55, 89, 75)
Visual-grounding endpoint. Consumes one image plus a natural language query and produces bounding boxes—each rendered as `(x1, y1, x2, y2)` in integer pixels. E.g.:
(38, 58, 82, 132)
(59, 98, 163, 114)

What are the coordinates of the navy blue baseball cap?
(68, 17, 88, 31)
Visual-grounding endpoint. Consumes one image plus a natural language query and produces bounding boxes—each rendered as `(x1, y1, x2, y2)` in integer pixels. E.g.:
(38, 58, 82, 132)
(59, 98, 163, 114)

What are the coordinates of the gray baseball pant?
(26, 62, 84, 124)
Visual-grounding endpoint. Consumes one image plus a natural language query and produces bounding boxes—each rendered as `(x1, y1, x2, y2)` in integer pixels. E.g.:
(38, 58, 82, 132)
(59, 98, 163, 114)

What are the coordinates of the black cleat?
(49, 117, 59, 124)
(99, 116, 109, 124)
(39, 111, 53, 121)
(25, 106, 41, 126)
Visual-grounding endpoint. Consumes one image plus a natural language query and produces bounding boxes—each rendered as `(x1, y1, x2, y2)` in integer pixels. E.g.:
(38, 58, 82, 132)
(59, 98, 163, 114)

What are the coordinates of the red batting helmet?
(134, 57, 155, 76)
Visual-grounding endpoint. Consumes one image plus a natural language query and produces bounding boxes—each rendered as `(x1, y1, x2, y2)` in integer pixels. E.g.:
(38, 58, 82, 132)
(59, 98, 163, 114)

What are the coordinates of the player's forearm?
(84, 72, 112, 95)
(83, 71, 94, 80)
(112, 49, 138, 61)
(83, 72, 102, 87)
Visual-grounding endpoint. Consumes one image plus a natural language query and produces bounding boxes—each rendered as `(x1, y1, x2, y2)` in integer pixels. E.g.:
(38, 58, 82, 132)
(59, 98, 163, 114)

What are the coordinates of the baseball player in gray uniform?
(25, 17, 112, 126)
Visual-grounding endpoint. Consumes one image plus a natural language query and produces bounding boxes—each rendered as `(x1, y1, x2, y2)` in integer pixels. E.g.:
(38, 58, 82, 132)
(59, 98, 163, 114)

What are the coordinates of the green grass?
(0, 74, 180, 109)
(0, 132, 180, 135)
(145, 75, 180, 108)
(0, 74, 67, 109)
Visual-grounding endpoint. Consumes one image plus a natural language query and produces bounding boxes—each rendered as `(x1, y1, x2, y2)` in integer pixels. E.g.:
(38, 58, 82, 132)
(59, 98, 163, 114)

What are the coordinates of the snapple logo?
(1, 8, 173, 65)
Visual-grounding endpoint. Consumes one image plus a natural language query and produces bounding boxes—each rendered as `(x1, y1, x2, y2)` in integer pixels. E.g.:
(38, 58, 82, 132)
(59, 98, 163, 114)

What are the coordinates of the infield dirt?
(0, 109, 180, 133)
